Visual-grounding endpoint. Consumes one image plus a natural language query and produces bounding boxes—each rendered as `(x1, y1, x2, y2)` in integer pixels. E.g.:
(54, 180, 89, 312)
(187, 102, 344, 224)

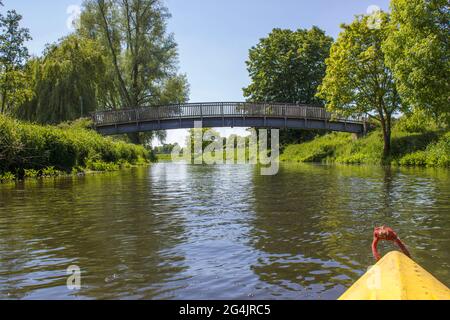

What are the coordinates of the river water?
(0, 163, 449, 300)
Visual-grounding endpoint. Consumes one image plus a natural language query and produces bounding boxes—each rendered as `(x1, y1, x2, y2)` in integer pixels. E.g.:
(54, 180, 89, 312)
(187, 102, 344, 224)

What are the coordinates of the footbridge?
(92, 102, 367, 135)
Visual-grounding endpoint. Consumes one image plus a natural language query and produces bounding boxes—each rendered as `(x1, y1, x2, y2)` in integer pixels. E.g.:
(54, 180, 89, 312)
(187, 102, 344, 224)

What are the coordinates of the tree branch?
(97, 0, 131, 108)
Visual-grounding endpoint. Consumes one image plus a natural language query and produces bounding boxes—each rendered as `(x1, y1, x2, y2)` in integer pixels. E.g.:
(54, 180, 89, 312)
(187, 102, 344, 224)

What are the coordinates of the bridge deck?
(92, 102, 367, 135)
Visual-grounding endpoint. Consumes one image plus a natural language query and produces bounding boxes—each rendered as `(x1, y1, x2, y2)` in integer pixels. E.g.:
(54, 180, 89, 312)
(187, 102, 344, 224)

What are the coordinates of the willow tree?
(317, 13, 402, 157)
(18, 35, 108, 123)
(383, 0, 449, 124)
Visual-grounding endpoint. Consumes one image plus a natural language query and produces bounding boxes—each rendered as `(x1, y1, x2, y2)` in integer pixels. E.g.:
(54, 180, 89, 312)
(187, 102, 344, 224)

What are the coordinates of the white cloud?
(366, 5, 382, 30)
(66, 5, 81, 31)
(367, 5, 381, 15)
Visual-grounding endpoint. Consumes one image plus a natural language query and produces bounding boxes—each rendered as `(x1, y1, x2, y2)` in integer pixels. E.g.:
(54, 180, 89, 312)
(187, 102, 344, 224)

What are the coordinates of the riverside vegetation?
(281, 117, 449, 167)
(1, 0, 448, 173)
(0, 115, 150, 182)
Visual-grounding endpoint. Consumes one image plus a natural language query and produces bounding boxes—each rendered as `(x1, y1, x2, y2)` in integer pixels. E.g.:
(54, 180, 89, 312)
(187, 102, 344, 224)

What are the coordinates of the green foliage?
(0, 171, 14, 182)
(317, 13, 398, 116)
(281, 133, 353, 163)
(186, 128, 223, 154)
(383, 0, 449, 123)
(117, 160, 133, 169)
(317, 12, 402, 157)
(156, 154, 173, 161)
(40, 166, 63, 177)
(86, 160, 120, 172)
(79, 0, 189, 109)
(157, 75, 190, 105)
(71, 166, 85, 175)
(0, 114, 150, 175)
(243, 26, 333, 104)
(56, 118, 94, 131)
(0, 6, 32, 115)
(281, 123, 449, 167)
(334, 132, 385, 165)
(17, 35, 108, 123)
(24, 168, 39, 178)
(399, 132, 450, 167)
(396, 109, 442, 133)
(243, 26, 333, 145)
(154, 143, 180, 155)
(390, 130, 439, 156)
(77, 0, 190, 145)
(333, 129, 441, 165)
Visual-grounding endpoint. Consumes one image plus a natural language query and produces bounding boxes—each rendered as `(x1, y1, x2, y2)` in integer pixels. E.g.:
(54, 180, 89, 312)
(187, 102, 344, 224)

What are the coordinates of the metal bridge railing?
(92, 102, 367, 127)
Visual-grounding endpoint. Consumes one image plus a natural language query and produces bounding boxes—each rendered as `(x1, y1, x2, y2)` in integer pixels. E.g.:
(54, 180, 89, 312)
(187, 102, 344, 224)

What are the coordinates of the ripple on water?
(0, 163, 449, 299)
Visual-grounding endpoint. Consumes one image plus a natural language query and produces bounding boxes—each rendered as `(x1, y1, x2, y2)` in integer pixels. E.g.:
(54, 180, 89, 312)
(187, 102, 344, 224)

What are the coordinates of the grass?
(155, 154, 174, 161)
(397, 132, 450, 167)
(0, 115, 151, 182)
(281, 125, 449, 168)
(156, 147, 254, 163)
(281, 132, 352, 163)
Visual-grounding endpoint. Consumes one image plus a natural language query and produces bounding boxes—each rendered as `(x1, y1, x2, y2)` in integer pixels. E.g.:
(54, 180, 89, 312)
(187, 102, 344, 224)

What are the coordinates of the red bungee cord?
(372, 226, 411, 261)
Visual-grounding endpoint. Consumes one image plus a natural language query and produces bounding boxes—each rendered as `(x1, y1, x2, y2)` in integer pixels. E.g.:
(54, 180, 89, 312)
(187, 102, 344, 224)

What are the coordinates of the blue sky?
(3, 0, 390, 145)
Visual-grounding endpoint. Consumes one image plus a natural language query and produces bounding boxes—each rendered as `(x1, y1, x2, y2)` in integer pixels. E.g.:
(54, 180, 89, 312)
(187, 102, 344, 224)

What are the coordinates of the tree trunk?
(383, 127, 391, 158)
(380, 115, 392, 159)
(1, 89, 7, 114)
(131, 62, 139, 107)
(97, 0, 132, 108)
(1, 68, 9, 114)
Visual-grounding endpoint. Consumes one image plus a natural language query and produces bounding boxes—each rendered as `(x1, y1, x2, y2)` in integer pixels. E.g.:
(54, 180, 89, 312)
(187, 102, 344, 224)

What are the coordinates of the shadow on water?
(0, 163, 449, 300)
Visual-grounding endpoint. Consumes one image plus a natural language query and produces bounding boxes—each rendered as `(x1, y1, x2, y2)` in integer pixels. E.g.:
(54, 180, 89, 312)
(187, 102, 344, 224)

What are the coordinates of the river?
(0, 163, 449, 300)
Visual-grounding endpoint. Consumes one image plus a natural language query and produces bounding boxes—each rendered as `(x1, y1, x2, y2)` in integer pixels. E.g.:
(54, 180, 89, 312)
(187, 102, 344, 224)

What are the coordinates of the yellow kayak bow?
(339, 251, 450, 300)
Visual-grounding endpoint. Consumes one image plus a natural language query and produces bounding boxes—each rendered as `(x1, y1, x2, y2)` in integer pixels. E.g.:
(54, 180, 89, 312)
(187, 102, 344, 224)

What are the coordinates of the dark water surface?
(0, 163, 449, 300)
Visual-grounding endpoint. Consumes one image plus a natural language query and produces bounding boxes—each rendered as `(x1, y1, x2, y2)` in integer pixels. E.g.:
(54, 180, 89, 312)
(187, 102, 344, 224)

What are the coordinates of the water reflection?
(250, 164, 450, 299)
(160, 164, 261, 299)
(0, 170, 187, 299)
(0, 163, 449, 300)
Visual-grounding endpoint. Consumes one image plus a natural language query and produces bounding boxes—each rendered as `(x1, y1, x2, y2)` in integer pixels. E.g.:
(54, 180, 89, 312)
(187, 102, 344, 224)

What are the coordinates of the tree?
(78, 0, 188, 109)
(243, 27, 333, 145)
(383, 0, 449, 124)
(244, 27, 333, 104)
(153, 143, 179, 154)
(186, 128, 220, 151)
(0, 6, 32, 115)
(78, 0, 189, 144)
(18, 35, 108, 123)
(317, 13, 402, 157)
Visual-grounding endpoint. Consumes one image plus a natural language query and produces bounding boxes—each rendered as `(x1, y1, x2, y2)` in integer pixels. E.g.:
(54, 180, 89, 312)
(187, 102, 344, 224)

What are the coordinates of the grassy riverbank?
(155, 148, 254, 163)
(0, 115, 150, 182)
(281, 126, 450, 167)
(155, 154, 173, 161)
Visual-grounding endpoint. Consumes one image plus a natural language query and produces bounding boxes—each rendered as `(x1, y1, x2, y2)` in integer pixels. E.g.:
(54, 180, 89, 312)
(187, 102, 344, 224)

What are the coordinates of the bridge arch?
(92, 102, 367, 135)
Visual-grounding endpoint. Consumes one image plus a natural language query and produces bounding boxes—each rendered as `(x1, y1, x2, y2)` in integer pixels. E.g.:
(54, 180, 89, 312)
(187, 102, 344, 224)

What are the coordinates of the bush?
(86, 160, 120, 172)
(0, 172, 15, 182)
(396, 110, 440, 133)
(0, 115, 150, 175)
(24, 169, 39, 178)
(399, 152, 428, 167)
